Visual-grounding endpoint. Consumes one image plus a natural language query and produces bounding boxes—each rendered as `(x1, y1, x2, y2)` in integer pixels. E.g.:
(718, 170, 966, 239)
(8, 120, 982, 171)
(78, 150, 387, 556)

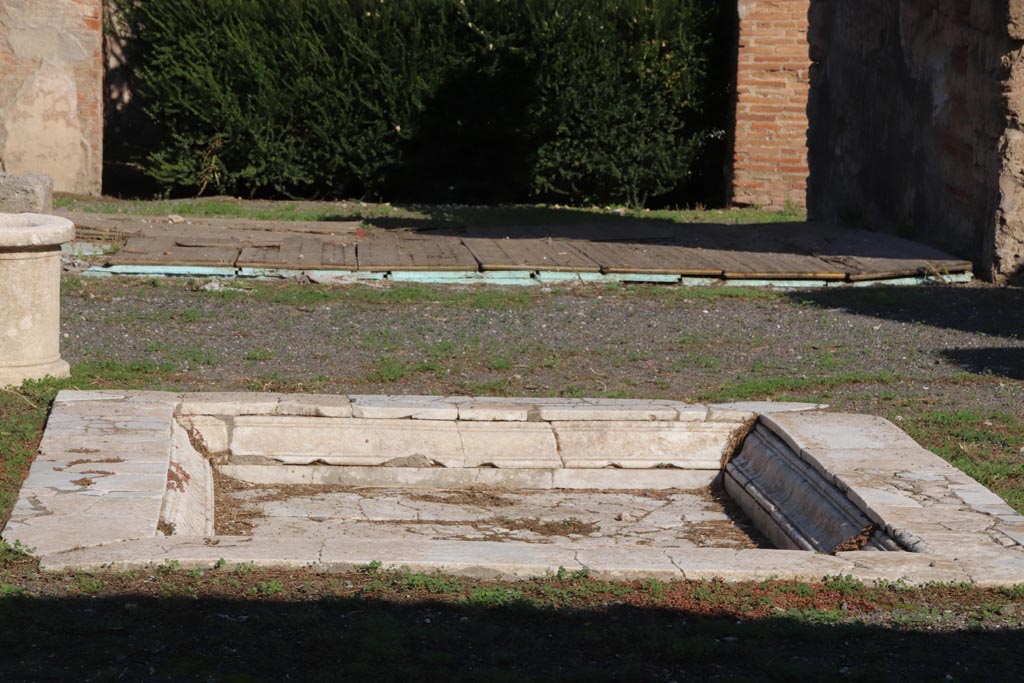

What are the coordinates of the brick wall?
(0, 0, 104, 196)
(807, 0, 1024, 282)
(732, 0, 810, 209)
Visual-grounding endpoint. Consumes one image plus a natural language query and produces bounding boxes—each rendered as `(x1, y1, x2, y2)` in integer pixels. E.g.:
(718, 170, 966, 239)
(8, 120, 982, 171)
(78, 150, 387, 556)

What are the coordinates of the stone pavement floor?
(224, 484, 764, 550)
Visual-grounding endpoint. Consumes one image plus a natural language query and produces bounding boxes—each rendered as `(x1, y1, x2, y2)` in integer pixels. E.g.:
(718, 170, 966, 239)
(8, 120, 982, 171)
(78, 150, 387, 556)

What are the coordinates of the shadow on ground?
(352, 208, 962, 265)
(941, 348, 1024, 381)
(788, 286, 1024, 339)
(0, 595, 1019, 682)
(788, 286, 1024, 382)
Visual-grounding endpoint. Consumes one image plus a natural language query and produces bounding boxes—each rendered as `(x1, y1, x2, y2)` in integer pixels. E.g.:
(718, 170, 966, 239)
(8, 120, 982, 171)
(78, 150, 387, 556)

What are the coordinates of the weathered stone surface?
(551, 469, 718, 490)
(0, 1, 103, 195)
(322, 539, 585, 579)
(0, 213, 73, 386)
(275, 394, 352, 418)
(159, 428, 214, 537)
(350, 395, 458, 420)
(53, 390, 126, 403)
(178, 392, 282, 416)
(762, 411, 920, 455)
(574, 547, 682, 581)
(457, 401, 531, 421)
(221, 464, 557, 489)
(39, 537, 326, 572)
(837, 552, 972, 585)
(0, 173, 52, 212)
(5, 508, 158, 557)
(553, 421, 734, 469)
(231, 416, 465, 467)
(666, 548, 853, 581)
(707, 401, 825, 422)
(458, 422, 561, 468)
(538, 399, 695, 422)
(178, 414, 230, 454)
(996, 524, 1024, 547)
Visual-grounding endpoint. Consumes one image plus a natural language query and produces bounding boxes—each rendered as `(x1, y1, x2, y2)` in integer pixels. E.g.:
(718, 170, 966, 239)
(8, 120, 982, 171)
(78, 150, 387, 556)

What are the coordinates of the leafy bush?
(122, 0, 718, 206)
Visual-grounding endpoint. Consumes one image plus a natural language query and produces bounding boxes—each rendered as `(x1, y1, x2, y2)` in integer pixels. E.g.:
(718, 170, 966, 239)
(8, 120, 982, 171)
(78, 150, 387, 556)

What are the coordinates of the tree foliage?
(125, 0, 715, 206)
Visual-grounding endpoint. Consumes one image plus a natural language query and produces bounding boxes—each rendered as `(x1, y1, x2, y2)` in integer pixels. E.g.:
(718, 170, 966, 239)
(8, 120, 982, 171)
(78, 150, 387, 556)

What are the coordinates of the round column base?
(0, 358, 70, 388)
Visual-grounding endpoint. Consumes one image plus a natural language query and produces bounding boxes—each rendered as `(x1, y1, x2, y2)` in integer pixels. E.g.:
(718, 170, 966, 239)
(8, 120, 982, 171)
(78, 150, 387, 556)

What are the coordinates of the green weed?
(463, 586, 529, 608)
(74, 574, 106, 594)
(254, 579, 286, 597)
(402, 573, 464, 595)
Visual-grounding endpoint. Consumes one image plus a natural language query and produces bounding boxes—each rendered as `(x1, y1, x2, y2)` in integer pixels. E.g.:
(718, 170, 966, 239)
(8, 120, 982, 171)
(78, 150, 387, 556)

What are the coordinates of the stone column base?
(0, 358, 70, 388)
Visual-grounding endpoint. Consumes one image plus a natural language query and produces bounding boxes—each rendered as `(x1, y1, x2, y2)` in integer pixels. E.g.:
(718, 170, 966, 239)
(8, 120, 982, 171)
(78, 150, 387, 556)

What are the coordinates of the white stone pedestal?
(0, 213, 74, 386)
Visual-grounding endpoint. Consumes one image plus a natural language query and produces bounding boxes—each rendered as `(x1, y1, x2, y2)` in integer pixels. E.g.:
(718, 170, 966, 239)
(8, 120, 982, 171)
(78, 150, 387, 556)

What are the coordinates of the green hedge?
(124, 0, 717, 206)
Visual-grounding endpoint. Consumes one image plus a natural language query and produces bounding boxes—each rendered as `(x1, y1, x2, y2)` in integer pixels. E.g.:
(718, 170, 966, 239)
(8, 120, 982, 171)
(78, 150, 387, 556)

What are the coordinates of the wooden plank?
(574, 241, 723, 276)
(461, 226, 549, 240)
(393, 235, 479, 271)
(321, 241, 359, 270)
(112, 236, 240, 266)
(843, 257, 973, 281)
(357, 234, 404, 271)
(237, 245, 281, 267)
(118, 236, 166, 254)
(277, 236, 324, 269)
(461, 237, 600, 272)
(717, 251, 847, 280)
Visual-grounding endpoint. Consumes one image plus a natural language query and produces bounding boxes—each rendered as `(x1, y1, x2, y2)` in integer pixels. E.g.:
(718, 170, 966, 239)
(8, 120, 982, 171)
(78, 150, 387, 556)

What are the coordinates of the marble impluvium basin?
(4, 391, 1023, 585)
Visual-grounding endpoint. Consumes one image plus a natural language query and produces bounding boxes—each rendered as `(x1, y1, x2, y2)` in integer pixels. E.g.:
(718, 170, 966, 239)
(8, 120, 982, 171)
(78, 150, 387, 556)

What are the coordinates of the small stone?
(998, 603, 1019, 617)
(167, 214, 186, 224)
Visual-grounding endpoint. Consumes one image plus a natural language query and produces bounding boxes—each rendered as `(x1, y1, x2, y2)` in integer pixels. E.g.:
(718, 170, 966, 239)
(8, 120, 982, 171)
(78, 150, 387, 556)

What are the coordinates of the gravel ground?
(61, 276, 1023, 412)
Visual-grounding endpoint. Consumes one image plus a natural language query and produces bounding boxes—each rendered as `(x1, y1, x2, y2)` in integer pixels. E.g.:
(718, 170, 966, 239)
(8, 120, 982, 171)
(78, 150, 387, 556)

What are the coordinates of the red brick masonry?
(732, 0, 810, 209)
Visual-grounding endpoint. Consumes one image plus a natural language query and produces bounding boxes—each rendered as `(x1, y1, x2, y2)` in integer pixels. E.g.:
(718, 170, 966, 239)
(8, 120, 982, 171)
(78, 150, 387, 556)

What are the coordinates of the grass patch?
(70, 360, 179, 387)
(56, 196, 806, 227)
(900, 409, 1024, 513)
(698, 371, 899, 403)
(367, 356, 410, 383)
(614, 284, 784, 302)
(247, 282, 532, 310)
(486, 355, 512, 371)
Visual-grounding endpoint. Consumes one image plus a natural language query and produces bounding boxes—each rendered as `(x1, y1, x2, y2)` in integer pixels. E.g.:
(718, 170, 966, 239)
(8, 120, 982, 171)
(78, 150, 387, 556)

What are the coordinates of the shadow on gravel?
(941, 348, 1024, 381)
(787, 286, 1024, 339)
(0, 595, 1021, 682)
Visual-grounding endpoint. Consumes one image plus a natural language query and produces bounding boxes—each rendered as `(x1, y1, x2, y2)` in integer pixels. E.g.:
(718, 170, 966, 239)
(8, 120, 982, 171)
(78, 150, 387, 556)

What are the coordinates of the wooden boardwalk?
(64, 212, 974, 282)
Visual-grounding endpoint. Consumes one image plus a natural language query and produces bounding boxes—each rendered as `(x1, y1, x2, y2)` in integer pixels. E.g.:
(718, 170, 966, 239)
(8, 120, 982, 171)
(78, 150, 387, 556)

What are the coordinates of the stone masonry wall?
(807, 0, 1024, 282)
(0, 0, 104, 196)
(731, 0, 811, 209)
